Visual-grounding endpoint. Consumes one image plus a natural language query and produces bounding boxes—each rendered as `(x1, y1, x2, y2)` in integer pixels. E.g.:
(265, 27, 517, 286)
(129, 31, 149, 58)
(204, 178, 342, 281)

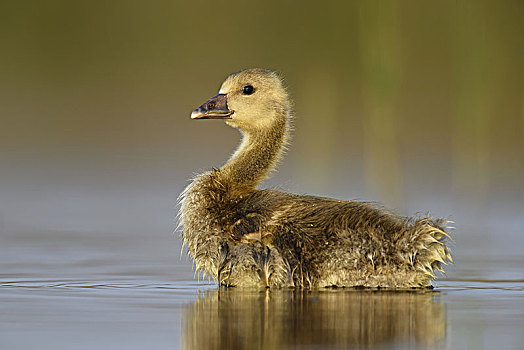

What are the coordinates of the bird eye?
(242, 85, 254, 95)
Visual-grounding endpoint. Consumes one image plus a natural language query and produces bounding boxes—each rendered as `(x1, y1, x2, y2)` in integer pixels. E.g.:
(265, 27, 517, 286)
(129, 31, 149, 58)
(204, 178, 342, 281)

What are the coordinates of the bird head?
(191, 68, 290, 133)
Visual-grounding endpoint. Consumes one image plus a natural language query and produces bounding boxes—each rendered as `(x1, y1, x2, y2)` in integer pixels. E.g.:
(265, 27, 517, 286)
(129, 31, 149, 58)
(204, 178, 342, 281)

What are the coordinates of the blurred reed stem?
(357, 0, 404, 209)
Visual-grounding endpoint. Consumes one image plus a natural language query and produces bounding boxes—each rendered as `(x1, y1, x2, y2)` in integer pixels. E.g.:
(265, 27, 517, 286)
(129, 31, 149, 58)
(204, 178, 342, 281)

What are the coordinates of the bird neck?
(220, 118, 288, 190)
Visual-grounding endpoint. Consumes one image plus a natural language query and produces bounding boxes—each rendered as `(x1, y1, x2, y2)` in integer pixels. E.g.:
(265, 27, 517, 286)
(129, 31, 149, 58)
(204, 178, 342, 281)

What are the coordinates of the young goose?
(179, 68, 452, 289)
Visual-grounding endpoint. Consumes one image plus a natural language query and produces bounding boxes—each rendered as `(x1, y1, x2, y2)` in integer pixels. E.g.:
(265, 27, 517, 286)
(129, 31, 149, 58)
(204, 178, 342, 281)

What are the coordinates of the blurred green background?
(1, 1, 523, 275)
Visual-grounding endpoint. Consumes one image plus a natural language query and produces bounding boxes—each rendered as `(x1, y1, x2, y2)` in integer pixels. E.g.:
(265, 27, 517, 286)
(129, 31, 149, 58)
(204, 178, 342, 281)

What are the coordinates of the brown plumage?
(178, 68, 452, 289)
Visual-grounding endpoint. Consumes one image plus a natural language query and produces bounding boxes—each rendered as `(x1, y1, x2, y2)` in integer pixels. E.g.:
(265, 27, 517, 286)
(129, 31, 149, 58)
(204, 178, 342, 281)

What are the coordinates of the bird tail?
(396, 217, 453, 283)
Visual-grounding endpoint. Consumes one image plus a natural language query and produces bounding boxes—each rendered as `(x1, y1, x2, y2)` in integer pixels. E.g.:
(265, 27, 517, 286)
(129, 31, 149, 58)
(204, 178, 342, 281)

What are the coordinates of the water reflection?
(183, 289, 446, 349)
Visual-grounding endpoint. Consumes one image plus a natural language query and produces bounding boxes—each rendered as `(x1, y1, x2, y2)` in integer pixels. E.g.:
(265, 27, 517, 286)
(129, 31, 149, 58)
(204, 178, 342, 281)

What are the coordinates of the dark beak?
(190, 94, 234, 119)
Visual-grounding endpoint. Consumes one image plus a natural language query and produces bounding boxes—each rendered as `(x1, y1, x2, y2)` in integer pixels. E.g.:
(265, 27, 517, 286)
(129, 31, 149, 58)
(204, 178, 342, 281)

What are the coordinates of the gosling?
(179, 68, 452, 289)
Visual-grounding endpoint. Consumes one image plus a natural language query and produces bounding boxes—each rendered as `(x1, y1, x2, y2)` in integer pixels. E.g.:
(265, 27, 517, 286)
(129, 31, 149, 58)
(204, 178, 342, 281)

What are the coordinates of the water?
(1, 231, 523, 350)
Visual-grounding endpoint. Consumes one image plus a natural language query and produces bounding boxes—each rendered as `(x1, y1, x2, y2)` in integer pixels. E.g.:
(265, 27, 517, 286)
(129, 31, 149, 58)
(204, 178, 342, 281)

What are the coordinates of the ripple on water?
(0, 278, 214, 292)
(2, 278, 523, 293)
(437, 279, 524, 294)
